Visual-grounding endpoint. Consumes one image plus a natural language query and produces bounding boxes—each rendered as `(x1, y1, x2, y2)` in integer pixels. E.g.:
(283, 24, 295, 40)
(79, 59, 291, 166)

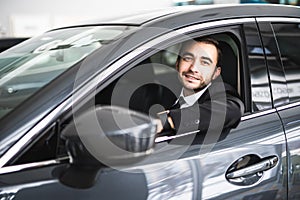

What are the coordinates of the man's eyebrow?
(201, 56, 213, 64)
(181, 52, 194, 57)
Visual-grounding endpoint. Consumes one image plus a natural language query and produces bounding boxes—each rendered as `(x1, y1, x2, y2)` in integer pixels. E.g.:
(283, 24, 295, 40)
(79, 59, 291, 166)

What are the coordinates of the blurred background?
(0, 0, 299, 38)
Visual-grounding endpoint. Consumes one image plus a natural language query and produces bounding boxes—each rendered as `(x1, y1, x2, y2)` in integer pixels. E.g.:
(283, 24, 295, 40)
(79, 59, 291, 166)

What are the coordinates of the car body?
(0, 4, 299, 200)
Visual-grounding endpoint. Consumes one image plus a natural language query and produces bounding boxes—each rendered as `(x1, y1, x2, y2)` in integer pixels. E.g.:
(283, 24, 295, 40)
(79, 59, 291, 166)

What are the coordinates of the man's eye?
(182, 56, 193, 62)
(201, 60, 210, 66)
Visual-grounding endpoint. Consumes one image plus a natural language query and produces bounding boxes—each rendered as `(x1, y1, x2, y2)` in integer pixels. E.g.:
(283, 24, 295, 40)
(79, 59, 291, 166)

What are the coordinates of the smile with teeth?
(184, 74, 200, 81)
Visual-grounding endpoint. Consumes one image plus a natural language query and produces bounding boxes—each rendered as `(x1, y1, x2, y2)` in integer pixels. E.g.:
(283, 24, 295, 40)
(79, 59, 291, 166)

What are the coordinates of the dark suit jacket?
(168, 77, 244, 134)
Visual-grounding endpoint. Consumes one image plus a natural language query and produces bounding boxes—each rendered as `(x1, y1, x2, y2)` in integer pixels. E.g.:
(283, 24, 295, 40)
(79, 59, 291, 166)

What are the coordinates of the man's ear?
(175, 60, 179, 71)
(213, 67, 221, 80)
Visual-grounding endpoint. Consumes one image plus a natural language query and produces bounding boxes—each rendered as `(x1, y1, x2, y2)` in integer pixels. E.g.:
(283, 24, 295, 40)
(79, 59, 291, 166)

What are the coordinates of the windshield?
(0, 25, 135, 120)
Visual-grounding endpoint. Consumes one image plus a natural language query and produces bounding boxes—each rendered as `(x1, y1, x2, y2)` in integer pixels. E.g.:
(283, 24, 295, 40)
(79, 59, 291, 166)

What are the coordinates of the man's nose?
(189, 59, 201, 73)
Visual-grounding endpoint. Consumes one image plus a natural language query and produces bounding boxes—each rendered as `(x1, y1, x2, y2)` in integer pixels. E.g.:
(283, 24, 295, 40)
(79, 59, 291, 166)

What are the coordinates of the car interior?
(95, 32, 241, 116)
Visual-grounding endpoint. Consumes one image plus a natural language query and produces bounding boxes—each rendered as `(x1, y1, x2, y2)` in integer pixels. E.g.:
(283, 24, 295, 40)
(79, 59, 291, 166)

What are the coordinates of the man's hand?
(153, 118, 164, 133)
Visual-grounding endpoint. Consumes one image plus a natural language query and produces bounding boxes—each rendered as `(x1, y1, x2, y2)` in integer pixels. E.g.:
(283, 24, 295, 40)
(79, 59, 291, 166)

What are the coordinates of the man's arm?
(166, 91, 243, 134)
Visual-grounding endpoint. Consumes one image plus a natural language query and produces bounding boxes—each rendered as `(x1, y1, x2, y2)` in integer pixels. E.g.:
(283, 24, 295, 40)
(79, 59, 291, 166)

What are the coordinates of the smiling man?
(157, 37, 244, 134)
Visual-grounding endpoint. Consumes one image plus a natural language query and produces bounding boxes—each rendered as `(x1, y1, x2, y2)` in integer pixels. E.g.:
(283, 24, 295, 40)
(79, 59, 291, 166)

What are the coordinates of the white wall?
(0, 0, 173, 37)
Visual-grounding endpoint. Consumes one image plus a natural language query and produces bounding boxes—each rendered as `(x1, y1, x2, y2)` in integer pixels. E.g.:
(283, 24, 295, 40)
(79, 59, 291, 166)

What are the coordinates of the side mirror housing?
(62, 105, 157, 166)
(59, 106, 157, 188)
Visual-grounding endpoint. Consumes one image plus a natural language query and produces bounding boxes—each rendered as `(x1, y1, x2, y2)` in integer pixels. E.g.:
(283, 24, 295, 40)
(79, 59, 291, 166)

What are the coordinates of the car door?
(258, 18, 300, 199)
(0, 18, 288, 200)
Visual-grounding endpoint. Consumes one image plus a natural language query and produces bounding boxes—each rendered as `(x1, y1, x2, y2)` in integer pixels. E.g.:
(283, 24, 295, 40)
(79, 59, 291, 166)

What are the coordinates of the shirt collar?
(178, 83, 211, 108)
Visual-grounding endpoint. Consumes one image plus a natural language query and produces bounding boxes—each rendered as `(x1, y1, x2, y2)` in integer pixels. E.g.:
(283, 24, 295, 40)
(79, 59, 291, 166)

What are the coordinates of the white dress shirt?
(176, 83, 211, 109)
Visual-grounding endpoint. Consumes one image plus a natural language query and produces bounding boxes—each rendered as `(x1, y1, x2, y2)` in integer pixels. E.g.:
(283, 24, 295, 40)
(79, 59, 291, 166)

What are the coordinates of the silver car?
(0, 4, 299, 200)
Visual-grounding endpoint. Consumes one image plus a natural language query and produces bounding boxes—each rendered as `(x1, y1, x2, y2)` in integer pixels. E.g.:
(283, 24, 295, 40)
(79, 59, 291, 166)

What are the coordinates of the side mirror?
(59, 105, 157, 188)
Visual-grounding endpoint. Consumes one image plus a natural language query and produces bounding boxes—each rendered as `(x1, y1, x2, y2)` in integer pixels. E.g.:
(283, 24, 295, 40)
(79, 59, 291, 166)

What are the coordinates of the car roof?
(56, 4, 300, 29)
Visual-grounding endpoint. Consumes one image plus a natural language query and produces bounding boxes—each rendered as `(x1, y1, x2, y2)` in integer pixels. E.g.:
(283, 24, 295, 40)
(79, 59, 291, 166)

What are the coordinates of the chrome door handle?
(226, 156, 278, 179)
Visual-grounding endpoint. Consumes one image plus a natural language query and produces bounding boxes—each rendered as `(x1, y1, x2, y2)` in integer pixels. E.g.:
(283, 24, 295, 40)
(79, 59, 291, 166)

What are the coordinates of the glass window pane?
(0, 26, 136, 120)
(244, 23, 272, 112)
(259, 22, 289, 108)
(273, 23, 300, 103)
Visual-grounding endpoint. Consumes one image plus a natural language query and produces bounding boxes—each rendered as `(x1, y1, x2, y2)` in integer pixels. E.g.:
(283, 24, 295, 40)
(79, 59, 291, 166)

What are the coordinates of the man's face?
(176, 41, 221, 96)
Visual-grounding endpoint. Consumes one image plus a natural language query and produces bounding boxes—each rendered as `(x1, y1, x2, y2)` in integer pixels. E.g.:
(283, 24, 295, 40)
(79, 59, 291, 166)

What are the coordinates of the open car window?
(95, 32, 241, 116)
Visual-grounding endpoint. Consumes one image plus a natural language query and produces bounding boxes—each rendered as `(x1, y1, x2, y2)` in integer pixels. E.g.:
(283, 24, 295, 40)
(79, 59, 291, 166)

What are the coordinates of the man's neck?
(183, 85, 207, 97)
(183, 89, 194, 97)
(179, 83, 211, 108)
